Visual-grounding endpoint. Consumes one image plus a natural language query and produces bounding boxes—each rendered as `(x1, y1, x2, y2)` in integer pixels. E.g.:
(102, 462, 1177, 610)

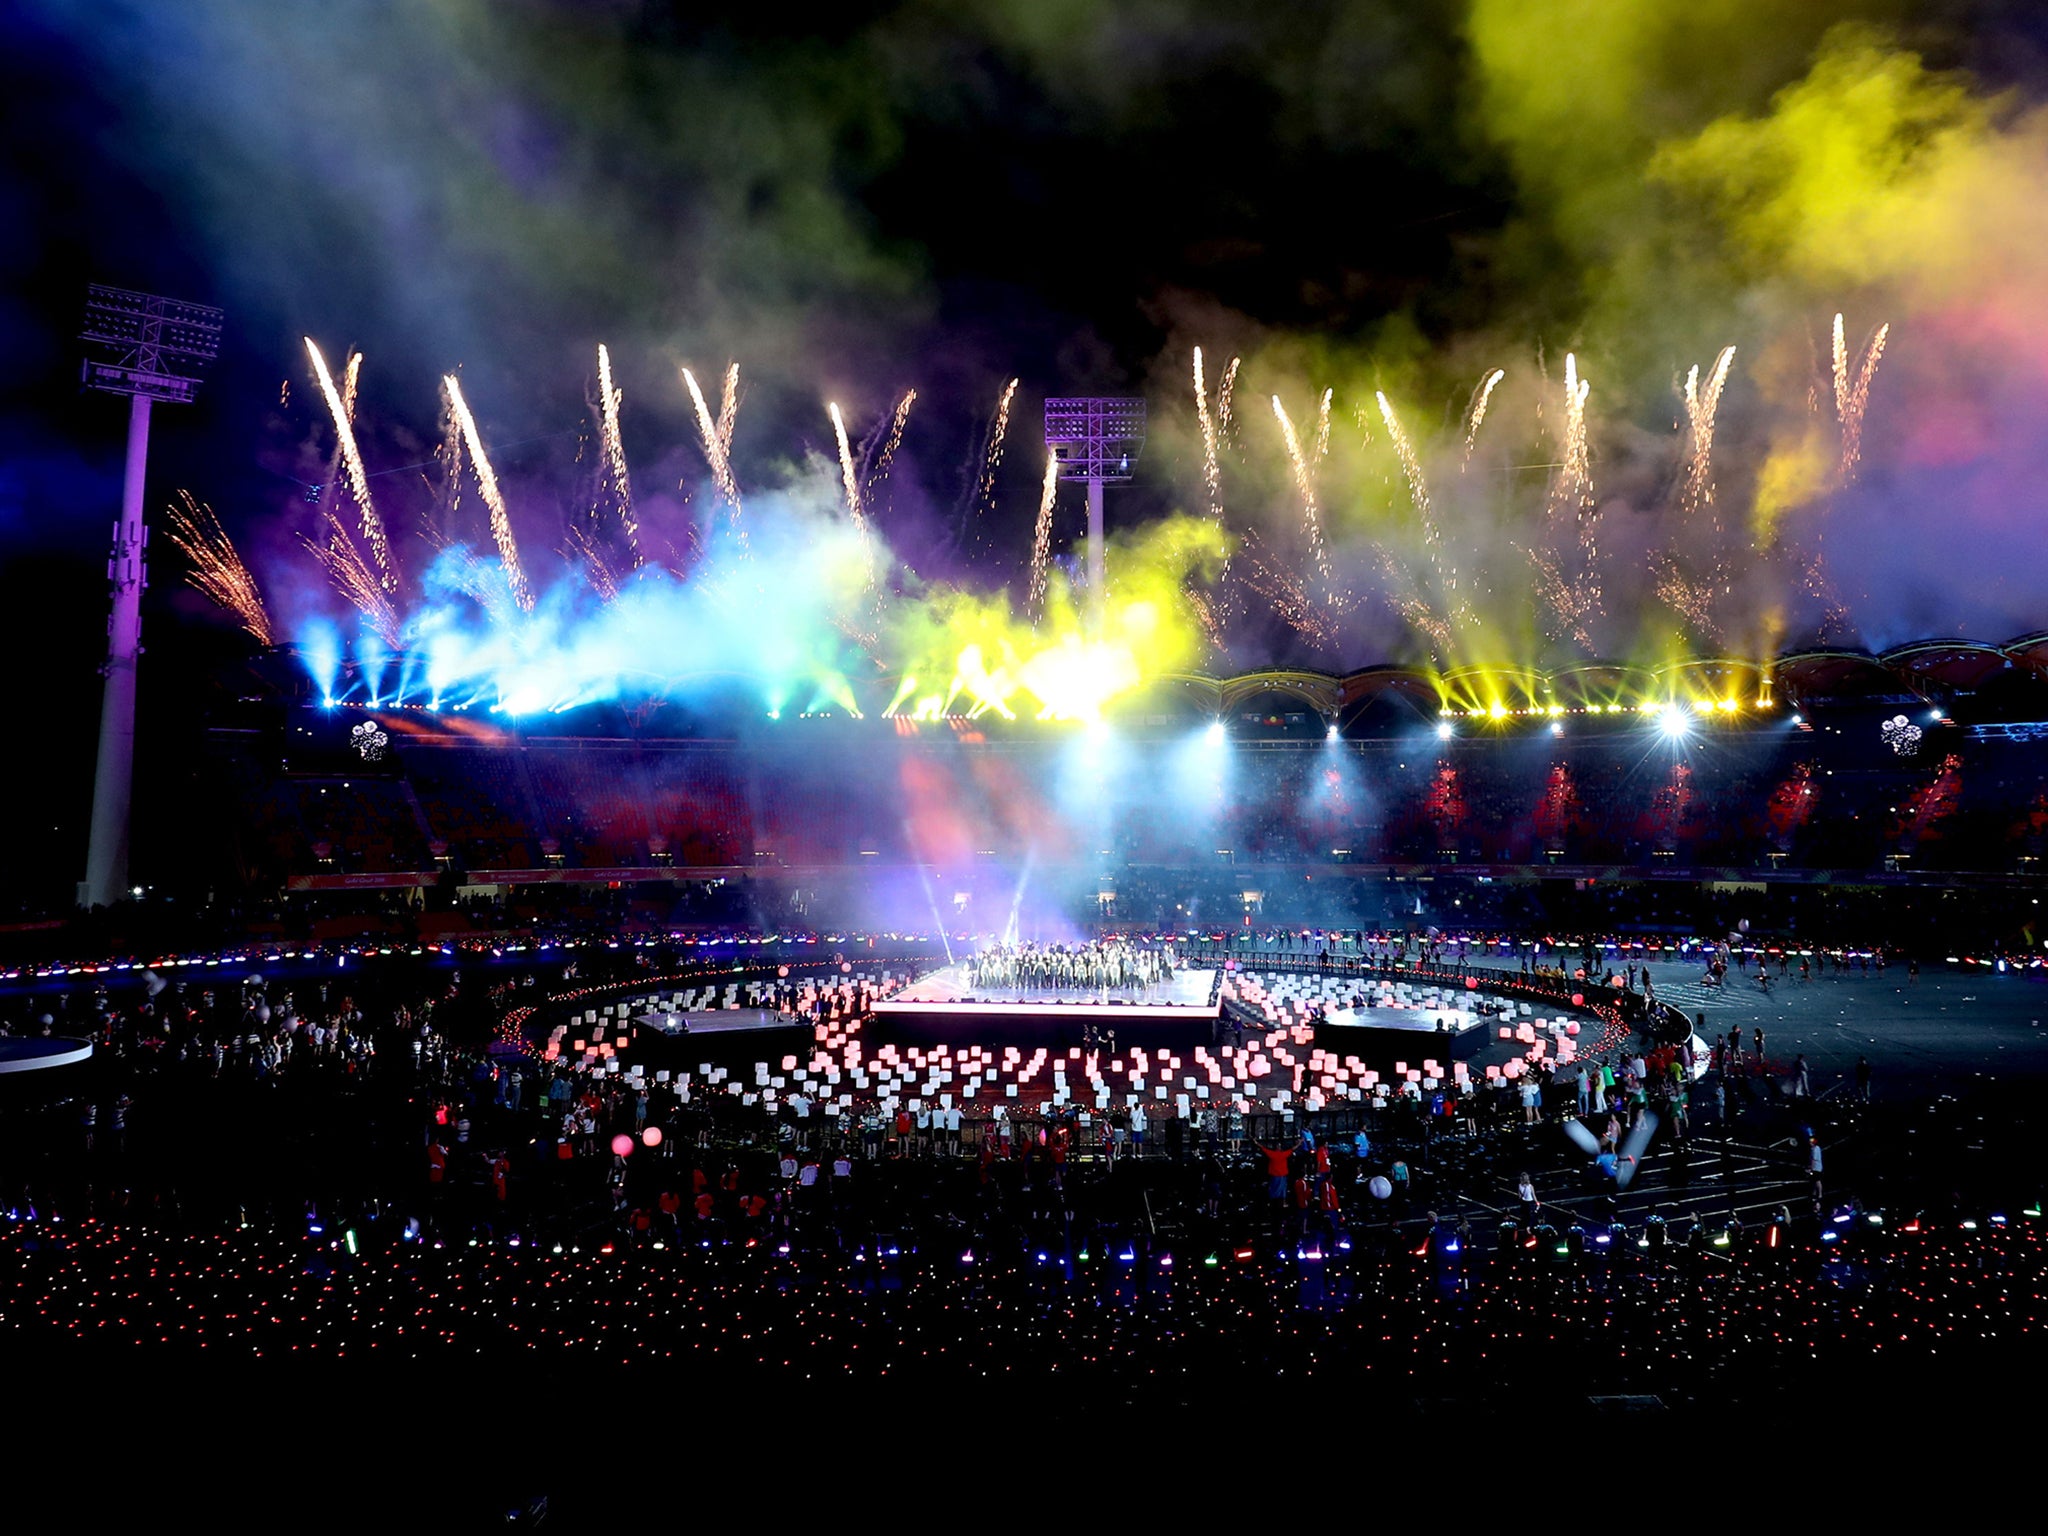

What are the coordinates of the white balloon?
(1369, 1175, 1393, 1200)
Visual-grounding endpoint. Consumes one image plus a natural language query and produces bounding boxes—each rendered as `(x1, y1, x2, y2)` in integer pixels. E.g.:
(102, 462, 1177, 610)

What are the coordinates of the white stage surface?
(874, 964, 1222, 1020)
(1321, 1004, 1484, 1037)
(632, 1007, 797, 1037)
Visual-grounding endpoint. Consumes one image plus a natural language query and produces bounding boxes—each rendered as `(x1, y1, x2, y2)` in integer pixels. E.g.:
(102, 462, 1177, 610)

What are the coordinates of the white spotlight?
(1206, 720, 1226, 744)
(1657, 706, 1690, 739)
(1436, 721, 1454, 740)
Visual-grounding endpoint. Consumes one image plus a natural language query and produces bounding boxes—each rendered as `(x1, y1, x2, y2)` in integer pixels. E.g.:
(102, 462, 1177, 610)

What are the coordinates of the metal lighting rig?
(76, 284, 224, 908)
(1043, 396, 1146, 633)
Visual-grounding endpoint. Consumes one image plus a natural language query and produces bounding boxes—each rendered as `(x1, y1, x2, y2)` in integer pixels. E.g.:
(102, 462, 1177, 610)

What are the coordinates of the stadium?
(13, 4, 2048, 1513)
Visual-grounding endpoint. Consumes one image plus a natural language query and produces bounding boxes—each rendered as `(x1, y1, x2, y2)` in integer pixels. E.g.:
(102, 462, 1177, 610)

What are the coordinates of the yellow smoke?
(885, 514, 1229, 722)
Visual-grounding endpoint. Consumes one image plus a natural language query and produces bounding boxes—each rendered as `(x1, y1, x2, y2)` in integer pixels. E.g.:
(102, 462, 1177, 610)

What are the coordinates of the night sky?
(7, 2, 2048, 905)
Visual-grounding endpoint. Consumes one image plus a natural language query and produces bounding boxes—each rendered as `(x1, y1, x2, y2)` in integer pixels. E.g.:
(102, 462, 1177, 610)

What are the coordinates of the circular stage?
(0, 1037, 94, 1074)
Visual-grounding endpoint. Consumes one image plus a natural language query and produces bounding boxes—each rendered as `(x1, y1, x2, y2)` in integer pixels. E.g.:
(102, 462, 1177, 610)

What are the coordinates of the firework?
(1653, 559, 1720, 640)
(866, 388, 917, 497)
(1027, 452, 1058, 619)
(1832, 313, 1890, 482)
(1312, 387, 1334, 466)
(716, 363, 740, 459)
(563, 524, 623, 605)
(1270, 395, 1331, 585)
(1681, 345, 1737, 521)
(829, 401, 876, 591)
(339, 350, 362, 424)
(595, 343, 637, 557)
(1236, 528, 1341, 648)
(1461, 368, 1505, 467)
(1522, 541, 1597, 651)
(1216, 356, 1241, 447)
(304, 338, 396, 592)
(303, 513, 402, 648)
(682, 366, 745, 532)
(976, 378, 1020, 513)
(1192, 348, 1228, 575)
(442, 373, 533, 613)
(1549, 352, 1594, 538)
(164, 491, 272, 646)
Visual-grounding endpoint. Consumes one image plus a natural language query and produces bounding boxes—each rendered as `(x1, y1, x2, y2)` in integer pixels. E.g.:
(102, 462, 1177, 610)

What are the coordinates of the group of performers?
(967, 939, 1177, 996)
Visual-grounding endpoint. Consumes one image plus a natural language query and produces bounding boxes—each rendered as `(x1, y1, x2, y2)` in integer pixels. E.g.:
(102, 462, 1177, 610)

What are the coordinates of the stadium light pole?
(76, 285, 224, 909)
(1044, 396, 1145, 635)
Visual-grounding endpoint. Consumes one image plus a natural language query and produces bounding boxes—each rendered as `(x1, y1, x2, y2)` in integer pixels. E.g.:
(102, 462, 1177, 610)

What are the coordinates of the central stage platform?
(1321, 1004, 1483, 1036)
(874, 964, 1222, 1020)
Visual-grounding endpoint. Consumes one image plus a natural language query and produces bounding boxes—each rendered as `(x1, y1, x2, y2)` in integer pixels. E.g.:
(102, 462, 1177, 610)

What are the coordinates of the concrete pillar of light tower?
(80, 394, 152, 909)
(1086, 476, 1105, 635)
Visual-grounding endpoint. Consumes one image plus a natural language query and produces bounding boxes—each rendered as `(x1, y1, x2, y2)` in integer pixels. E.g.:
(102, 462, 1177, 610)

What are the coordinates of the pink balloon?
(1571, 993, 1585, 1007)
(642, 1126, 662, 1148)
(611, 1134, 635, 1158)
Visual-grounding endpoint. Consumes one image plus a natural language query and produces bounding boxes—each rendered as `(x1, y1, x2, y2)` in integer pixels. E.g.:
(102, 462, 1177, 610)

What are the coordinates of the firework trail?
(829, 402, 877, 592)
(1377, 390, 1462, 620)
(1216, 356, 1241, 448)
(339, 350, 362, 424)
(595, 343, 637, 558)
(1027, 452, 1058, 620)
(682, 366, 745, 533)
(716, 364, 740, 458)
(1832, 313, 1890, 482)
(1237, 528, 1342, 649)
(865, 388, 917, 498)
(1375, 392, 1432, 535)
(1312, 388, 1335, 467)
(563, 524, 624, 604)
(428, 397, 466, 543)
(305, 338, 397, 593)
(1681, 345, 1737, 521)
(1271, 395, 1332, 586)
(165, 491, 272, 645)
(1549, 352, 1594, 539)
(828, 403, 869, 535)
(1461, 368, 1505, 468)
(1521, 541, 1598, 651)
(303, 513, 402, 648)
(975, 378, 1020, 513)
(1193, 348, 1229, 585)
(442, 373, 533, 613)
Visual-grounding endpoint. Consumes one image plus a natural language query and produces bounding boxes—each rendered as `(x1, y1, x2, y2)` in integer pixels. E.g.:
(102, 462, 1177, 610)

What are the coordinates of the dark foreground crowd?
(2, 940, 2046, 1520)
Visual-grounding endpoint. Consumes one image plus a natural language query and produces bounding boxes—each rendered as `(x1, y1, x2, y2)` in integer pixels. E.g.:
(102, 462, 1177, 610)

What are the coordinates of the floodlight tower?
(76, 285, 224, 909)
(1044, 396, 1146, 634)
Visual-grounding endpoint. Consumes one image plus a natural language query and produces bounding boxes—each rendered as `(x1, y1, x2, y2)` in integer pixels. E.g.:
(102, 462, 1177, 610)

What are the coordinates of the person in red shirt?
(427, 1141, 448, 1185)
(490, 1152, 510, 1203)
(1255, 1141, 1293, 1201)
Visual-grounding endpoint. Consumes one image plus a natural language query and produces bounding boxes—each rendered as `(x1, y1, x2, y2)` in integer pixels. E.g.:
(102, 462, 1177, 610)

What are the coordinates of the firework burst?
(165, 491, 272, 646)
